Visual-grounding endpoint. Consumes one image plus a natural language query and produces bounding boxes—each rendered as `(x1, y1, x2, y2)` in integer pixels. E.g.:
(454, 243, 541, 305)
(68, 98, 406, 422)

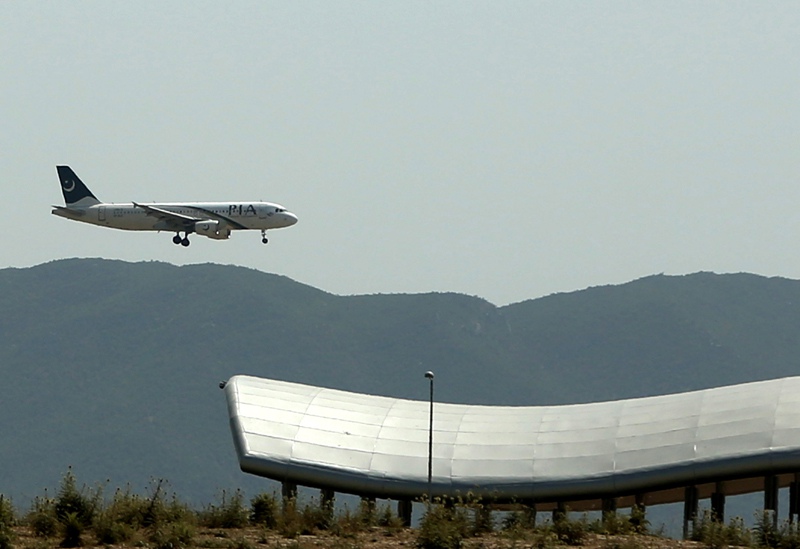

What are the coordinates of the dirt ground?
(8, 525, 710, 549)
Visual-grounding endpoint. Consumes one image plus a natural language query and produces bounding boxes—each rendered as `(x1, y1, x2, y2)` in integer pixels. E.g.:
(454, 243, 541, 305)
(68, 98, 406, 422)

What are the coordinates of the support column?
(281, 481, 297, 501)
(790, 474, 800, 523)
(320, 489, 335, 526)
(361, 496, 376, 524)
(683, 485, 698, 540)
(397, 499, 413, 527)
(523, 503, 537, 528)
(711, 482, 726, 523)
(631, 494, 647, 533)
(602, 497, 617, 527)
(282, 481, 297, 513)
(765, 475, 779, 528)
(553, 501, 567, 523)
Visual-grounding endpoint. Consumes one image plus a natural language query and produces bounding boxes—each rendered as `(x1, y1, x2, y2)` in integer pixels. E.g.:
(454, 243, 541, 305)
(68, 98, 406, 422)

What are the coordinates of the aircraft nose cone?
(284, 212, 298, 226)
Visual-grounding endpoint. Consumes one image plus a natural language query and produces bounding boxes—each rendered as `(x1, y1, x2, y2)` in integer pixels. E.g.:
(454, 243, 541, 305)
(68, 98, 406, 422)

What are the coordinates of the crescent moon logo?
(63, 180, 76, 192)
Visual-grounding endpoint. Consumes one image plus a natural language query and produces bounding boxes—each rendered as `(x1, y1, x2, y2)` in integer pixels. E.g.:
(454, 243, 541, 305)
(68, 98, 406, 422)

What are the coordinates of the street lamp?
(424, 370, 434, 502)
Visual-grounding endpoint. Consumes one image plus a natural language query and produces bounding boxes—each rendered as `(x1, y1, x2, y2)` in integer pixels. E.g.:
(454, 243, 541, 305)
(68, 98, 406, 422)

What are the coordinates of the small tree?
(54, 468, 99, 528)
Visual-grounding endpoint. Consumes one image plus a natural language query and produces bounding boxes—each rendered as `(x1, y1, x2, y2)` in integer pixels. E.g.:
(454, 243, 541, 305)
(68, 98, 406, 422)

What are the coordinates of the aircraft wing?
(132, 202, 249, 231)
(133, 202, 197, 224)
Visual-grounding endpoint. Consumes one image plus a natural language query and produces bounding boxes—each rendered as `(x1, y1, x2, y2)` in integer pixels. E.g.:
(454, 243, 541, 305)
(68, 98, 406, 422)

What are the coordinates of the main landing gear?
(172, 233, 190, 247)
(261, 229, 269, 245)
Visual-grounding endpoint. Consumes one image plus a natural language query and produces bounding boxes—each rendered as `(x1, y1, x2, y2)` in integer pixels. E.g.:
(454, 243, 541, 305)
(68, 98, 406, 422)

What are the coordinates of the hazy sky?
(3, 2, 799, 305)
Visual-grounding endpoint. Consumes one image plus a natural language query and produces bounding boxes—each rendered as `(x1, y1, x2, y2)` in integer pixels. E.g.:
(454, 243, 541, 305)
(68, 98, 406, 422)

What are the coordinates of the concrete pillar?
(281, 481, 297, 513)
(790, 474, 800, 523)
(361, 496, 376, 524)
(683, 485, 698, 540)
(602, 497, 617, 527)
(553, 501, 567, 523)
(281, 481, 297, 501)
(711, 482, 726, 523)
(631, 494, 647, 533)
(523, 503, 537, 528)
(397, 499, 412, 527)
(765, 475, 779, 528)
(320, 489, 335, 525)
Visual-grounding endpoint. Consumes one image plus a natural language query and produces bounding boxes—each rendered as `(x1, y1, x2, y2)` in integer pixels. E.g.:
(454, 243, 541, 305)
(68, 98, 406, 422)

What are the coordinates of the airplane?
(51, 166, 297, 246)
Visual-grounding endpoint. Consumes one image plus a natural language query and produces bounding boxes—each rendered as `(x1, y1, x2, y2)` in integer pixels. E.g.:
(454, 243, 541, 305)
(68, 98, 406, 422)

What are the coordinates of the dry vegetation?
(0, 472, 790, 549)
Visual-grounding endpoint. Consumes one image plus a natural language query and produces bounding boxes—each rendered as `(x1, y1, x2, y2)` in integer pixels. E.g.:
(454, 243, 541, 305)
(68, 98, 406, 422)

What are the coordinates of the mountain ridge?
(2, 258, 799, 505)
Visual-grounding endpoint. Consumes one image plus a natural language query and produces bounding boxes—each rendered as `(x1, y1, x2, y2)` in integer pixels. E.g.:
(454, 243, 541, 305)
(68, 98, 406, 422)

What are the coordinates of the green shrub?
(129, 479, 193, 528)
(358, 499, 377, 528)
(470, 503, 494, 535)
(93, 506, 136, 545)
(416, 504, 470, 549)
(59, 512, 84, 548)
(592, 511, 636, 536)
(0, 496, 13, 528)
(754, 511, 780, 548)
(376, 502, 404, 531)
(301, 499, 333, 532)
(249, 493, 278, 528)
(0, 528, 12, 549)
(628, 504, 649, 535)
(0, 497, 13, 549)
(725, 517, 751, 547)
(199, 489, 248, 529)
(277, 498, 302, 539)
(54, 469, 99, 529)
(331, 506, 364, 538)
(26, 497, 58, 538)
(501, 506, 537, 535)
(552, 513, 587, 546)
(692, 510, 752, 549)
(103, 486, 150, 528)
(778, 520, 800, 549)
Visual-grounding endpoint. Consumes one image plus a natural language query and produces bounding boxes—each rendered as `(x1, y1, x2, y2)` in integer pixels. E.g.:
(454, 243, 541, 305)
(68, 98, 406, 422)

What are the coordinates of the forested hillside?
(2, 259, 799, 505)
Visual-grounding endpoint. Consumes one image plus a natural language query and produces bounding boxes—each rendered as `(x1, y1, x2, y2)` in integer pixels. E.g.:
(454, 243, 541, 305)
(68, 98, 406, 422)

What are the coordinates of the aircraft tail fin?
(56, 166, 99, 206)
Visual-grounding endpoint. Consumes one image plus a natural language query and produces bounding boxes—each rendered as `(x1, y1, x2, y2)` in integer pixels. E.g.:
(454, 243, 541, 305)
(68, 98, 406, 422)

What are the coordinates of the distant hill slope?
(1, 259, 799, 504)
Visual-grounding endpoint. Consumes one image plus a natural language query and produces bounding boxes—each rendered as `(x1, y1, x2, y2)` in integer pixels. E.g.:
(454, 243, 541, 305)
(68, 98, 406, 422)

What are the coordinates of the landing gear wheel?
(172, 234, 182, 245)
(262, 237, 269, 244)
(181, 238, 190, 247)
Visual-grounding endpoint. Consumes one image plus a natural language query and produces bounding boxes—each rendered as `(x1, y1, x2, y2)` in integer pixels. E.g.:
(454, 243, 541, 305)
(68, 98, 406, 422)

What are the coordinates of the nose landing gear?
(261, 229, 269, 244)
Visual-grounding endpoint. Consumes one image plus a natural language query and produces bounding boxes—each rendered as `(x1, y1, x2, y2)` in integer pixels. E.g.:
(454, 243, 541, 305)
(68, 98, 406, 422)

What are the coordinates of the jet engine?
(195, 220, 231, 240)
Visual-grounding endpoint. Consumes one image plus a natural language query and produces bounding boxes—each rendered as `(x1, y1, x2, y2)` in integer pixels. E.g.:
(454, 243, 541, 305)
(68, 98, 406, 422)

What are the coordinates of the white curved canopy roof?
(224, 375, 800, 502)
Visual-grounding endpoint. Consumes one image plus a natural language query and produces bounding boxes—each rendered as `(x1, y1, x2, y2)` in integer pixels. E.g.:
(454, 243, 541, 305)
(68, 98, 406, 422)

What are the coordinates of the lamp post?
(424, 370, 434, 502)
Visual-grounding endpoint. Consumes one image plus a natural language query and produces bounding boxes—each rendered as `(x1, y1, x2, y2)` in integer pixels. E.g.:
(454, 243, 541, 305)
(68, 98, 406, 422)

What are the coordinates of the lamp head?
(424, 371, 434, 380)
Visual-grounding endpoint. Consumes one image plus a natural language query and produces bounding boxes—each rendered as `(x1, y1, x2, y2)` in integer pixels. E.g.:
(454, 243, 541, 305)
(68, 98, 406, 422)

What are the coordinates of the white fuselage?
(52, 201, 298, 232)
